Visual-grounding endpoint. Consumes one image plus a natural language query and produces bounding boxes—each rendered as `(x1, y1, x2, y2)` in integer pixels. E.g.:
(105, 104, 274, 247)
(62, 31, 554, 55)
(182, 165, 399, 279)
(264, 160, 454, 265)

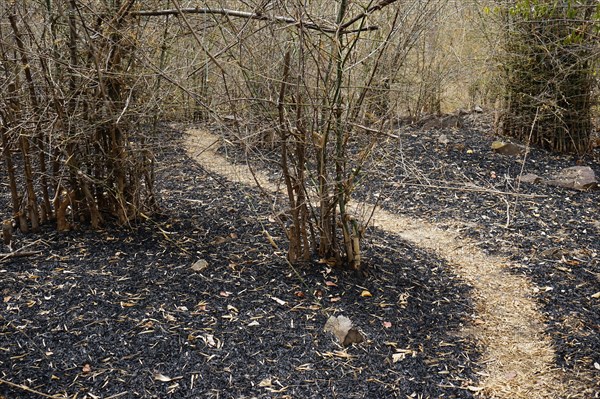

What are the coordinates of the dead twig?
(349, 122, 399, 139)
(393, 181, 548, 199)
(0, 251, 42, 262)
(0, 377, 65, 399)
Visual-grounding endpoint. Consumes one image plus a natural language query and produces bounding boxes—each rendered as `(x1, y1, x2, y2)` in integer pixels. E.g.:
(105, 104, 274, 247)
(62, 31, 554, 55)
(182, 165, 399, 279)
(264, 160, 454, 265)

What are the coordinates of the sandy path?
(184, 127, 576, 398)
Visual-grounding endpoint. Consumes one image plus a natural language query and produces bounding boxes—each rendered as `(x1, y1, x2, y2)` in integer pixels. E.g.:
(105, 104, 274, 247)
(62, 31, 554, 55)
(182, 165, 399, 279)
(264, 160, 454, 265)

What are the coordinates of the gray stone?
(545, 166, 598, 191)
(518, 173, 541, 184)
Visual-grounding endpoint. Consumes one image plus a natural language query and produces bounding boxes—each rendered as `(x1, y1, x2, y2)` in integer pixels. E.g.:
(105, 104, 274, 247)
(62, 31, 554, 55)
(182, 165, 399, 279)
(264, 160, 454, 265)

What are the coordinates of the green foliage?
(498, 0, 598, 153)
(508, 0, 598, 20)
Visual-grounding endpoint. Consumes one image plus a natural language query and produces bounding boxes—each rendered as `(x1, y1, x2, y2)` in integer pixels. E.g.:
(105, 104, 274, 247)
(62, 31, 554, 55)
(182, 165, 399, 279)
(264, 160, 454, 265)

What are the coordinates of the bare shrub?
(0, 1, 158, 232)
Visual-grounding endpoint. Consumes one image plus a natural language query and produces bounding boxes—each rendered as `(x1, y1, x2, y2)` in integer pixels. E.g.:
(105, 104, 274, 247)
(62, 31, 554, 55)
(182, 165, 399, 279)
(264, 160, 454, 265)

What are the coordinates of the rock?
(324, 315, 353, 344)
(437, 134, 449, 145)
(324, 315, 363, 346)
(518, 173, 541, 184)
(191, 259, 209, 272)
(421, 114, 464, 130)
(473, 105, 484, 113)
(440, 115, 463, 129)
(342, 328, 364, 346)
(545, 166, 598, 191)
(421, 116, 442, 130)
(491, 141, 525, 156)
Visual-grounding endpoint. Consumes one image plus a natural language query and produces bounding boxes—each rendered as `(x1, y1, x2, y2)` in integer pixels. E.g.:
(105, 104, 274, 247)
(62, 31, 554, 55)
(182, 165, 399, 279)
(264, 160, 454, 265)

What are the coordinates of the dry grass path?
(184, 127, 582, 399)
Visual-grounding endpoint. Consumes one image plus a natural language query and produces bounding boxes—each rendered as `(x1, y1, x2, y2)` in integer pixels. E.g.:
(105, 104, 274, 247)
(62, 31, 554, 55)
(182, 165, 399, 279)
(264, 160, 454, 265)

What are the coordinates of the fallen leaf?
(324, 280, 337, 287)
(191, 259, 208, 272)
(140, 320, 154, 328)
(202, 334, 217, 347)
(383, 321, 392, 328)
(591, 292, 600, 299)
(219, 291, 231, 297)
(392, 349, 417, 363)
(82, 364, 92, 374)
(163, 312, 176, 322)
(211, 236, 228, 245)
(270, 296, 287, 306)
(227, 304, 239, 313)
(294, 291, 305, 298)
(392, 353, 405, 363)
(154, 372, 183, 384)
(154, 373, 172, 382)
(330, 296, 341, 302)
(248, 320, 260, 327)
(258, 377, 272, 387)
(360, 290, 372, 297)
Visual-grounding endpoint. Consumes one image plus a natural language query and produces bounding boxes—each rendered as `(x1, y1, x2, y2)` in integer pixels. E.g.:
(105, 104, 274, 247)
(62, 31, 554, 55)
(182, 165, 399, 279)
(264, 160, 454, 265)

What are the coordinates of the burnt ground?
(1, 127, 479, 398)
(213, 112, 600, 392)
(358, 115, 600, 375)
(1, 113, 599, 398)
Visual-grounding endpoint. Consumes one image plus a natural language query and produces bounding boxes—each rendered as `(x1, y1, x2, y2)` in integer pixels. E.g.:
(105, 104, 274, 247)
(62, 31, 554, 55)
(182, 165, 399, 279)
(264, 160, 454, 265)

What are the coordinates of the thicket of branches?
(1, 1, 158, 233)
(498, 0, 600, 154)
(135, 0, 448, 271)
(8, 1, 595, 271)
(0, 0, 504, 270)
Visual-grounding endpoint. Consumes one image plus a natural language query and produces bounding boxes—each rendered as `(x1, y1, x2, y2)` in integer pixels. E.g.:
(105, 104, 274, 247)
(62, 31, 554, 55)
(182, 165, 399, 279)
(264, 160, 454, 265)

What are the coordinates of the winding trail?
(184, 127, 578, 399)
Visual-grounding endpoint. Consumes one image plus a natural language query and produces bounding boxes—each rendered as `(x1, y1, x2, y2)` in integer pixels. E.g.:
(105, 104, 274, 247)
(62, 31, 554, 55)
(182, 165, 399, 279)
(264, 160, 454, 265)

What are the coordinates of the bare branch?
(130, 7, 378, 34)
(340, 0, 400, 30)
